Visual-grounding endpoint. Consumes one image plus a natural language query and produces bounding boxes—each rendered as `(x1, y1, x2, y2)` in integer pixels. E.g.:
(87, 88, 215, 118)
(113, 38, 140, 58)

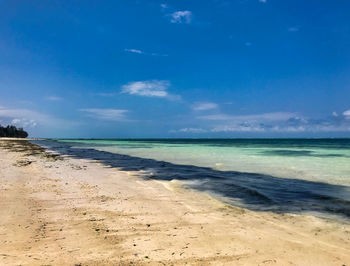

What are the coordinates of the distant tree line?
(0, 125, 28, 138)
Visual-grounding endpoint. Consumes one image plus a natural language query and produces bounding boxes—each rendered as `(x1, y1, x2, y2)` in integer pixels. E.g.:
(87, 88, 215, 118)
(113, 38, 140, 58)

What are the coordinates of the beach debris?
(262, 259, 276, 264)
(13, 159, 33, 167)
(70, 164, 83, 170)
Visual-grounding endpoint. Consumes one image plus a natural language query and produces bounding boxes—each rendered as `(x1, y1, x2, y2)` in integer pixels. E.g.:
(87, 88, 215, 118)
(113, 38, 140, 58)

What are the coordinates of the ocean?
(33, 138, 350, 219)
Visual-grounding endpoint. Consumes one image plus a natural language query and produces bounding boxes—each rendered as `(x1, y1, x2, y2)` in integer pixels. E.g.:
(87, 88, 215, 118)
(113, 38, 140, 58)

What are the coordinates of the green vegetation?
(0, 125, 28, 138)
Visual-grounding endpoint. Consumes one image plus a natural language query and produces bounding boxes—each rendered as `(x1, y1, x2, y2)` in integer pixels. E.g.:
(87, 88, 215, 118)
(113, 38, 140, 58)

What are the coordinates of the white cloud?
(343, 110, 350, 119)
(199, 112, 296, 122)
(122, 80, 171, 98)
(212, 124, 266, 132)
(0, 107, 48, 125)
(169, 11, 192, 24)
(200, 111, 350, 133)
(171, 123, 350, 135)
(160, 3, 168, 9)
(192, 102, 218, 111)
(211, 124, 350, 133)
(124, 48, 143, 54)
(11, 118, 37, 128)
(311, 125, 350, 132)
(79, 108, 128, 121)
(46, 96, 63, 101)
(171, 110, 350, 135)
(11, 118, 20, 124)
(171, 127, 207, 134)
(259, 0, 267, 3)
(124, 48, 168, 57)
(0, 106, 73, 130)
(210, 123, 311, 133)
(198, 112, 308, 133)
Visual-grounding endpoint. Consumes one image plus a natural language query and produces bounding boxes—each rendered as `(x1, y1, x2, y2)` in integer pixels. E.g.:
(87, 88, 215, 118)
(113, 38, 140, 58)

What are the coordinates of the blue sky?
(0, 0, 350, 138)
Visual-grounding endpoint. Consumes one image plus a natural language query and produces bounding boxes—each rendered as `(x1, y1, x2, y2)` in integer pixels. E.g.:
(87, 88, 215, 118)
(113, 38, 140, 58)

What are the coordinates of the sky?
(0, 0, 350, 138)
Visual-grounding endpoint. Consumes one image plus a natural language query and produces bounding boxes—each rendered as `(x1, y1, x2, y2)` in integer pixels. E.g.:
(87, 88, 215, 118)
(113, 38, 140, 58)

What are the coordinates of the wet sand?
(0, 139, 349, 265)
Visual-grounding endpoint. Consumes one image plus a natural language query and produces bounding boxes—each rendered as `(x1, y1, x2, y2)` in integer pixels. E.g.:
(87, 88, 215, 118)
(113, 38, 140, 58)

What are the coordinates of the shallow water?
(34, 139, 350, 219)
(56, 139, 350, 185)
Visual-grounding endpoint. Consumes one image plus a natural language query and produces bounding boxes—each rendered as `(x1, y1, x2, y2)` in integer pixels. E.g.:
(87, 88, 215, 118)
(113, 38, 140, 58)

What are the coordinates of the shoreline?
(33, 138, 350, 220)
(0, 139, 349, 265)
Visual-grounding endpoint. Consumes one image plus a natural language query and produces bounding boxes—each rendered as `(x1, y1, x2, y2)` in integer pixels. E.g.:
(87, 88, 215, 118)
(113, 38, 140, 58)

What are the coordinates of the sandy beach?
(0, 139, 349, 265)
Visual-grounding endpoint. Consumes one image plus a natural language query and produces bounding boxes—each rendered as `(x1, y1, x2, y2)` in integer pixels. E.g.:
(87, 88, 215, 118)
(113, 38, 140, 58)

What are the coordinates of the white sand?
(0, 139, 349, 265)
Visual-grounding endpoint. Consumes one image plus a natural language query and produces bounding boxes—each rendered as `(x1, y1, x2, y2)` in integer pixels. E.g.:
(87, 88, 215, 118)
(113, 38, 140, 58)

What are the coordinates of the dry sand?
(0, 139, 349, 265)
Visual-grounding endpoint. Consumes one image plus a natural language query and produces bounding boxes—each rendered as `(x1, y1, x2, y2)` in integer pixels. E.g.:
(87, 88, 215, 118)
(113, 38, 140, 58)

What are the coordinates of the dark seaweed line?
(32, 140, 350, 220)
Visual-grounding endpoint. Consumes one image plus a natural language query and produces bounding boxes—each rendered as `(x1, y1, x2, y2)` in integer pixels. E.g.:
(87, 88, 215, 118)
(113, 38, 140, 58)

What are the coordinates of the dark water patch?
(58, 141, 157, 150)
(57, 138, 350, 150)
(261, 149, 347, 158)
(33, 140, 350, 220)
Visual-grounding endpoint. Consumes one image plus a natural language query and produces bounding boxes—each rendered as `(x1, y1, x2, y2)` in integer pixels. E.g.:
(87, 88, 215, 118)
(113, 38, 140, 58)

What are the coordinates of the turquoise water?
(57, 139, 350, 186)
(35, 139, 350, 218)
